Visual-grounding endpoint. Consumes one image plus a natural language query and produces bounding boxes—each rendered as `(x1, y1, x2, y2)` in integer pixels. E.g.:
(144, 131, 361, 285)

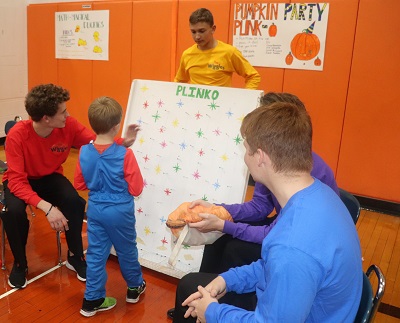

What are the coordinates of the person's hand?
(182, 276, 227, 319)
(204, 275, 227, 300)
(189, 213, 224, 232)
(182, 289, 202, 319)
(122, 124, 140, 147)
(46, 207, 69, 232)
(189, 199, 214, 209)
(186, 286, 219, 322)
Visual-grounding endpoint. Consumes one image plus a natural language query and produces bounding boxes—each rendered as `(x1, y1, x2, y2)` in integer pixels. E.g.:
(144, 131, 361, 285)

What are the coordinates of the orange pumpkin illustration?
(290, 22, 320, 61)
(314, 57, 321, 66)
(269, 23, 277, 37)
(285, 52, 293, 65)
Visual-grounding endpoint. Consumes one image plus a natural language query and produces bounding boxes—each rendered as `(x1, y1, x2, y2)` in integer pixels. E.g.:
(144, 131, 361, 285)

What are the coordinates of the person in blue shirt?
(173, 101, 362, 322)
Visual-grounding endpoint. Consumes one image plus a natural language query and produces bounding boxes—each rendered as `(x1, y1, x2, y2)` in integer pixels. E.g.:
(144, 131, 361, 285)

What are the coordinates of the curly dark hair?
(25, 84, 70, 122)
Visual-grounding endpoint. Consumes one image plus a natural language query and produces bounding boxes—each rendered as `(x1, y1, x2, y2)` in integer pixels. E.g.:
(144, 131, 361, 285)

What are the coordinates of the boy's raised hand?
(122, 124, 140, 147)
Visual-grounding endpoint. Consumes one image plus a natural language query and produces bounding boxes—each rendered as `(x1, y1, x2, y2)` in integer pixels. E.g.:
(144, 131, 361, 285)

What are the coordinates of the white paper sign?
(121, 80, 263, 278)
(55, 10, 109, 61)
(233, 3, 329, 71)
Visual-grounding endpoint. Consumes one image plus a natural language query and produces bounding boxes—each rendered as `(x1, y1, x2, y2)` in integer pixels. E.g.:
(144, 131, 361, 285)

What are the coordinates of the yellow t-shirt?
(174, 41, 261, 89)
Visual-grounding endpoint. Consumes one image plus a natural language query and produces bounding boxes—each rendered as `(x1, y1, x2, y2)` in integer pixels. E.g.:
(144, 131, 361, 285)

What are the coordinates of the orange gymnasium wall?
(27, 0, 400, 203)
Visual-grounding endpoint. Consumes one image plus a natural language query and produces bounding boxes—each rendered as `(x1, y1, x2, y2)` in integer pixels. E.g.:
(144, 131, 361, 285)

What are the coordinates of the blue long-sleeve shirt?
(219, 152, 339, 243)
(206, 179, 362, 322)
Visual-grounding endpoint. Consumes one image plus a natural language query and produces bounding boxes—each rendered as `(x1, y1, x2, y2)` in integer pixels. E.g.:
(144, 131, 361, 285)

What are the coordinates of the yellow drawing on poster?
(93, 46, 103, 53)
(93, 31, 100, 42)
(78, 38, 87, 46)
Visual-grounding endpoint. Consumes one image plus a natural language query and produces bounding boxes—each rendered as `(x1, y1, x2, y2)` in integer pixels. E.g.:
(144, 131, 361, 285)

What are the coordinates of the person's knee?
(2, 201, 28, 223)
(60, 194, 86, 221)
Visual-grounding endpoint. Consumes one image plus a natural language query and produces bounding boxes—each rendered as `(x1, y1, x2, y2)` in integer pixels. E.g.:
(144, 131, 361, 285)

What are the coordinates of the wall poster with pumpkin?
(232, 3, 329, 70)
(117, 80, 263, 278)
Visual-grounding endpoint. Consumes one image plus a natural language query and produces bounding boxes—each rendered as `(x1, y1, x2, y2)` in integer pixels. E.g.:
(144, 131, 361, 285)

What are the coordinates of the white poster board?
(120, 80, 263, 278)
(233, 3, 329, 71)
(55, 10, 109, 60)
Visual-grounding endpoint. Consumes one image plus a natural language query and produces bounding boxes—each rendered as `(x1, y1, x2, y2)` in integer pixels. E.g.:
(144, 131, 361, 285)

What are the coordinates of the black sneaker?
(8, 262, 28, 289)
(80, 297, 117, 317)
(126, 280, 146, 303)
(66, 252, 86, 282)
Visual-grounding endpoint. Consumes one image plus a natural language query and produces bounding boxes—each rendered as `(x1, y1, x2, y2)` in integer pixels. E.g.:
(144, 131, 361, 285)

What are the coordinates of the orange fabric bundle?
(166, 202, 232, 238)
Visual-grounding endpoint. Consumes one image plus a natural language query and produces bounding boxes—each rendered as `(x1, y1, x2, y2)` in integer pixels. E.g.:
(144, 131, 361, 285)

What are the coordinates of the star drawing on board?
(220, 154, 228, 161)
(173, 163, 181, 172)
(196, 129, 204, 138)
(155, 164, 161, 174)
(159, 216, 166, 224)
(208, 101, 219, 111)
(213, 128, 221, 136)
(233, 134, 243, 145)
(237, 114, 245, 122)
(226, 111, 234, 118)
(201, 195, 208, 201)
(152, 111, 161, 122)
(136, 117, 143, 125)
(143, 179, 148, 187)
(159, 126, 166, 133)
(161, 237, 168, 245)
(179, 142, 187, 150)
(157, 99, 164, 108)
(139, 136, 145, 145)
(195, 111, 203, 120)
(144, 226, 151, 235)
(164, 188, 172, 195)
(192, 170, 201, 180)
(176, 100, 184, 108)
(143, 101, 149, 109)
(172, 118, 179, 127)
(137, 207, 143, 214)
(140, 85, 149, 92)
(143, 155, 150, 162)
(160, 140, 167, 148)
(198, 149, 205, 156)
(213, 180, 221, 190)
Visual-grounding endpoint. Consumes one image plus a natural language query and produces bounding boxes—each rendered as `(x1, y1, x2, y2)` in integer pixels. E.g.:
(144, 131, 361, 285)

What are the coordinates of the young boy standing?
(74, 96, 145, 317)
(174, 8, 261, 89)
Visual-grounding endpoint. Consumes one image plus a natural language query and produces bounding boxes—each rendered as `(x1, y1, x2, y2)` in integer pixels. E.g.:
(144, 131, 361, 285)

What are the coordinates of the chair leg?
(1, 220, 5, 270)
(56, 231, 62, 266)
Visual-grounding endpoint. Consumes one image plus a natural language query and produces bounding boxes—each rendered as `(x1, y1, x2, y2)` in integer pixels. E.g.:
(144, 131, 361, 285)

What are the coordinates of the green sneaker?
(80, 297, 117, 317)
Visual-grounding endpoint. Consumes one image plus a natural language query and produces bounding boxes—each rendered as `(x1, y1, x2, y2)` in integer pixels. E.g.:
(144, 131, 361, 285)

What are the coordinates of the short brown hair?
(25, 84, 70, 122)
(260, 92, 305, 110)
(189, 8, 214, 26)
(241, 102, 313, 173)
(88, 96, 122, 134)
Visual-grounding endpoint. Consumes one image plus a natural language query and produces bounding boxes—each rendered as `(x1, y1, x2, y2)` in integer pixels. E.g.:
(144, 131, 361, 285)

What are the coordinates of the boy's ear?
(212, 25, 216, 33)
(113, 123, 121, 132)
(257, 148, 270, 167)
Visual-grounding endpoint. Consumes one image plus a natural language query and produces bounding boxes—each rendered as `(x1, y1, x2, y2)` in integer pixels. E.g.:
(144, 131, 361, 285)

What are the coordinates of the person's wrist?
(45, 205, 53, 216)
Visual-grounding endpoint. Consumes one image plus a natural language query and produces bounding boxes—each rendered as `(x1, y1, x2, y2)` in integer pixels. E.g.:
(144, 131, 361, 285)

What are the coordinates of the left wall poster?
(55, 10, 109, 61)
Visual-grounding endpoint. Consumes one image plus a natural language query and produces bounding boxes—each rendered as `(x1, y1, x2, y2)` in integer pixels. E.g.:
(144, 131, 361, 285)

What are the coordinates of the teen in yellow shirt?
(174, 8, 261, 90)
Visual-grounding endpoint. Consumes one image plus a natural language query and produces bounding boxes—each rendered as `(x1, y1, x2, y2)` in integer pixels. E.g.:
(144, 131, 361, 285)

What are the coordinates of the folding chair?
(339, 188, 361, 224)
(354, 264, 386, 323)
